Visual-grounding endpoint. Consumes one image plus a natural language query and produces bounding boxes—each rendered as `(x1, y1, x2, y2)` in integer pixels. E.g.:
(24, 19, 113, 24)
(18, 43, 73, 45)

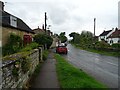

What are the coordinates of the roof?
(0, 10, 34, 34)
(33, 27, 45, 34)
(99, 30, 112, 36)
(107, 30, 120, 38)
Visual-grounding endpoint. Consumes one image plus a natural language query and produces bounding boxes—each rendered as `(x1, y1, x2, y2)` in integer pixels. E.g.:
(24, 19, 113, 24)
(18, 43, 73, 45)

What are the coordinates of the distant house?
(0, 1, 34, 46)
(33, 26, 53, 36)
(46, 30, 53, 36)
(33, 26, 45, 35)
(107, 28, 120, 45)
(98, 28, 115, 42)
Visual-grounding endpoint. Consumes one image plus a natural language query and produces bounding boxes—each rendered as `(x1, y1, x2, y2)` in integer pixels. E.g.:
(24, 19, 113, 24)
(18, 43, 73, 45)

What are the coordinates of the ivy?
(2, 33, 23, 56)
(21, 56, 31, 74)
(12, 61, 20, 81)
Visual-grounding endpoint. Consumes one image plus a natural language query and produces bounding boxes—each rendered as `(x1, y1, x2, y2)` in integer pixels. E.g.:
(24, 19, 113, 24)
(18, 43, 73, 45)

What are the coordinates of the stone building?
(0, 1, 34, 46)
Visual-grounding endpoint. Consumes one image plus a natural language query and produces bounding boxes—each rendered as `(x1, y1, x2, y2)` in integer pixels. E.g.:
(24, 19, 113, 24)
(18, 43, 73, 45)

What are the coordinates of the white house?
(107, 29, 120, 45)
(98, 28, 115, 42)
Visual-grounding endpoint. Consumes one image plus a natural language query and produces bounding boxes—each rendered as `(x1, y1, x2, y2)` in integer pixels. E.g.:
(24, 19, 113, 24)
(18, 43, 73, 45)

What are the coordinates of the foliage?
(69, 31, 94, 48)
(2, 33, 23, 56)
(34, 34, 53, 49)
(20, 46, 32, 52)
(29, 42, 39, 49)
(58, 32, 67, 43)
(20, 42, 39, 52)
(12, 61, 20, 81)
(112, 43, 120, 49)
(95, 41, 111, 49)
(21, 56, 31, 73)
(55, 54, 107, 88)
(42, 50, 49, 61)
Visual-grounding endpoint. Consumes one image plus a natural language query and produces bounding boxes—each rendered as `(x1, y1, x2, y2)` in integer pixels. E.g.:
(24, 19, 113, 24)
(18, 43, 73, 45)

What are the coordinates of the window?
(118, 40, 120, 43)
(110, 40, 113, 44)
(10, 15, 17, 27)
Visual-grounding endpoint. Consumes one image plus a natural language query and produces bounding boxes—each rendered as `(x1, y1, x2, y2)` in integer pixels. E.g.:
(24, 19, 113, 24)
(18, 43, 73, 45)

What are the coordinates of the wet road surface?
(62, 44, 119, 88)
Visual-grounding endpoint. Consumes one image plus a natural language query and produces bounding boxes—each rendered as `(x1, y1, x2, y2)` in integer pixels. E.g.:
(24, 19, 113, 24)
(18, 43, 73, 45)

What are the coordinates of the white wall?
(108, 38, 119, 45)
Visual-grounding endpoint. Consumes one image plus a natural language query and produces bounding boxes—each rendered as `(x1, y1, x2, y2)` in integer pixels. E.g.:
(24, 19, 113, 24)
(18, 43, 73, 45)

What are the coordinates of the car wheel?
(65, 52, 68, 54)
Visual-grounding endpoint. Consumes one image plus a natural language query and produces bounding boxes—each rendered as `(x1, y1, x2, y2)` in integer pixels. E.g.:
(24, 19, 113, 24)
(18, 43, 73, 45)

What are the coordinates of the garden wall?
(0, 47, 42, 88)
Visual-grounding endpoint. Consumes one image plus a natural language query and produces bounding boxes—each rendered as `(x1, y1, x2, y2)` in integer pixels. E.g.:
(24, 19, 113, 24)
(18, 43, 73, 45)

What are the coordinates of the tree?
(80, 31, 94, 48)
(59, 32, 67, 43)
(69, 32, 80, 43)
(69, 31, 94, 48)
(34, 34, 53, 49)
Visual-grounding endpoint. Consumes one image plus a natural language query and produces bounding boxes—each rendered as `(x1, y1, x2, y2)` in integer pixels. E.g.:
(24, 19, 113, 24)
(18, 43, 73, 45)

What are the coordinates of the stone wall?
(2, 26, 34, 46)
(1, 48, 42, 88)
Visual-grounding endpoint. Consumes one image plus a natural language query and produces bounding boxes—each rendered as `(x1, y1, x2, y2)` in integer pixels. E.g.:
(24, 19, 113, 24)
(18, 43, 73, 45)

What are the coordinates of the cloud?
(3, 0, 119, 39)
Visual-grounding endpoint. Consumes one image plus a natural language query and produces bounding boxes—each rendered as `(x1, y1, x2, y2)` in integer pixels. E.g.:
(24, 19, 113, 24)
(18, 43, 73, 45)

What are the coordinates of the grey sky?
(2, 0, 119, 38)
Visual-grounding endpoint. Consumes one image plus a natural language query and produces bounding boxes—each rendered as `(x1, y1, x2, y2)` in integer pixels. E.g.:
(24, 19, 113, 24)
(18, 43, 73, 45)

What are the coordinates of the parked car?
(56, 45, 68, 54)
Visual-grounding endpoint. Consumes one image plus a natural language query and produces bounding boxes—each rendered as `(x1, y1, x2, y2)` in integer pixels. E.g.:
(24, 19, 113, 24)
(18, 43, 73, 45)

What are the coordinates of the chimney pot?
(0, 1, 4, 11)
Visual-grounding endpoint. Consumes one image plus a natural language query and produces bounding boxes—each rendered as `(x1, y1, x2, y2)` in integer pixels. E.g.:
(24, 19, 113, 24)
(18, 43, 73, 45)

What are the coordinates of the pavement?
(30, 51, 60, 88)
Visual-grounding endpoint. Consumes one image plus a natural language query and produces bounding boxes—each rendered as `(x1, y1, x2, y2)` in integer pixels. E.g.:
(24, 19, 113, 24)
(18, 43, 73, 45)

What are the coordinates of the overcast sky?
(2, 0, 119, 38)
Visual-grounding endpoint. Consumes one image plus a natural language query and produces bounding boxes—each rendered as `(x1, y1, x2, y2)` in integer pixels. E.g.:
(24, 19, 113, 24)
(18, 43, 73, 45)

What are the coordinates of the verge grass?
(73, 44, 120, 57)
(55, 54, 107, 88)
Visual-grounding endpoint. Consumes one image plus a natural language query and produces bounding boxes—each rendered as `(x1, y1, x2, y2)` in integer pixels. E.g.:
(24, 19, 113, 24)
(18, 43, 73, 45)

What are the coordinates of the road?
(62, 44, 119, 88)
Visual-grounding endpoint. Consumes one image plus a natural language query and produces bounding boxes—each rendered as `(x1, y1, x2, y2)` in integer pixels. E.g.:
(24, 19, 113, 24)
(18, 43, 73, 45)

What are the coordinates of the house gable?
(99, 30, 113, 42)
(0, 10, 34, 34)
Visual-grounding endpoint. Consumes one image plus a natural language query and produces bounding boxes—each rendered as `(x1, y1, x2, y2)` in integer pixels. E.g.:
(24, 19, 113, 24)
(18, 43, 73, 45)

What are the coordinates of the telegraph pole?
(93, 18, 96, 48)
(94, 18, 96, 37)
(45, 12, 47, 32)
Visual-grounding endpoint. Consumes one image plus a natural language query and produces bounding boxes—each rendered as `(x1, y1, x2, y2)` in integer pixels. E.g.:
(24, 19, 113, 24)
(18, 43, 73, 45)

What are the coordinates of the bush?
(20, 46, 32, 52)
(29, 42, 39, 49)
(42, 50, 49, 61)
(2, 33, 23, 56)
(112, 43, 120, 49)
(95, 41, 110, 49)
(34, 34, 53, 49)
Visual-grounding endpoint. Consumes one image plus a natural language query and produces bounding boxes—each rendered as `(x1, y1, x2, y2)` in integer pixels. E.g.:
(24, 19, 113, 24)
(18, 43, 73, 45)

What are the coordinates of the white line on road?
(106, 61, 118, 66)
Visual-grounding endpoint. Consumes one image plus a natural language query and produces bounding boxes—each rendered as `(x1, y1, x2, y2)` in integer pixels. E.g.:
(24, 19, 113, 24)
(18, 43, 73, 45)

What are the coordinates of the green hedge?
(112, 43, 120, 49)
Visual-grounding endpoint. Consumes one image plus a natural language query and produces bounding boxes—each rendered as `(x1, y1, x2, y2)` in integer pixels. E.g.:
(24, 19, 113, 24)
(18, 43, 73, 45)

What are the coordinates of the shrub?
(42, 50, 49, 61)
(20, 46, 32, 52)
(34, 34, 53, 49)
(2, 33, 23, 56)
(29, 42, 39, 49)
(95, 41, 110, 49)
(112, 43, 120, 49)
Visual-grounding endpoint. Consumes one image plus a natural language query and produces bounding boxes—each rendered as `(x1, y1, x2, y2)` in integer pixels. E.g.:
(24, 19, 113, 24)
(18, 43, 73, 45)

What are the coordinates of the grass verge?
(55, 54, 107, 88)
(73, 44, 120, 57)
(42, 50, 49, 60)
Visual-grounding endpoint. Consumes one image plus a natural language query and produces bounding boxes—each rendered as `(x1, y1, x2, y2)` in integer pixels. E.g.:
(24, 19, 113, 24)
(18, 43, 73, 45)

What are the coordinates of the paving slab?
(31, 52, 60, 88)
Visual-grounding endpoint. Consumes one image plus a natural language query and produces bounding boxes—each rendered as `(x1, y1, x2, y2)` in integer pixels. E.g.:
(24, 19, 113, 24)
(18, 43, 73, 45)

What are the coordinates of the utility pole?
(93, 18, 96, 48)
(44, 12, 47, 50)
(94, 18, 96, 37)
(45, 12, 47, 33)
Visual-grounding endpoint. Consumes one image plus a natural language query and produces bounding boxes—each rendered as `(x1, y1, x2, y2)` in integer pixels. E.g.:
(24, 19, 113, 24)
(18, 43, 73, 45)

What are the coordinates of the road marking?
(95, 58, 100, 64)
(106, 61, 118, 66)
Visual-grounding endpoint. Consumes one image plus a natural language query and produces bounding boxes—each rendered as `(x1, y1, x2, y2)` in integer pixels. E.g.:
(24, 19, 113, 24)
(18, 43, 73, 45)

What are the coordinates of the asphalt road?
(62, 44, 119, 88)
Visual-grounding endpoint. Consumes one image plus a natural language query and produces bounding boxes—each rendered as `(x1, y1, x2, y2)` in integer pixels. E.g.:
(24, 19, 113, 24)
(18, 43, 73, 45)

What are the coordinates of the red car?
(56, 46, 68, 54)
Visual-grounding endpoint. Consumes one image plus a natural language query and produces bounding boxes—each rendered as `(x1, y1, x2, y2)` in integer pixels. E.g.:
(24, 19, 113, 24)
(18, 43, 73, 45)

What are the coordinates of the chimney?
(38, 26, 39, 29)
(0, 1, 4, 11)
(42, 24, 44, 30)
